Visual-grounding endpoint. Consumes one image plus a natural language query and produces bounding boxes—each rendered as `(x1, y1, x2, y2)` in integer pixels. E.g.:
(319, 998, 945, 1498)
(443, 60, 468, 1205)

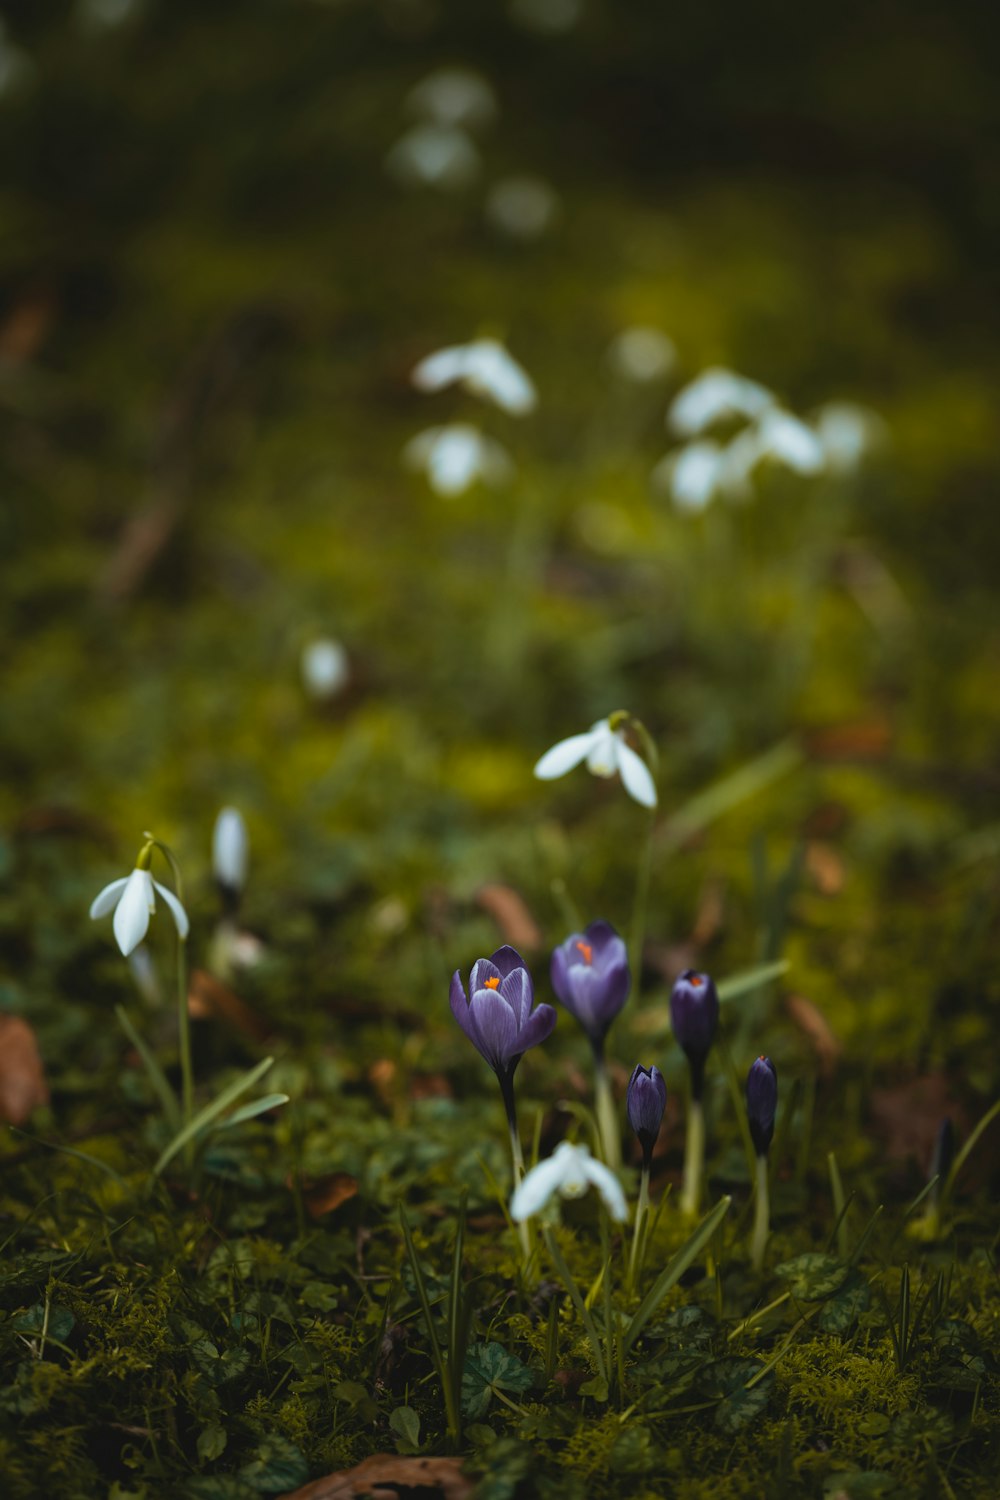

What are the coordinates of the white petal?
(615, 739, 658, 808)
(301, 638, 350, 700)
(153, 879, 190, 941)
(718, 427, 761, 499)
(412, 345, 469, 393)
(428, 427, 481, 495)
(212, 807, 248, 890)
(585, 722, 619, 777)
(466, 341, 537, 415)
(89, 875, 129, 919)
(668, 368, 774, 436)
(511, 1153, 569, 1221)
(669, 440, 724, 512)
(583, 1156, 629, 1221)
(533, 729, 600, 780)
(405, 68, 496, 131)
(386, 125, 480, 191)
(757, 409, 825, 474)
(113, 869, 154, 956)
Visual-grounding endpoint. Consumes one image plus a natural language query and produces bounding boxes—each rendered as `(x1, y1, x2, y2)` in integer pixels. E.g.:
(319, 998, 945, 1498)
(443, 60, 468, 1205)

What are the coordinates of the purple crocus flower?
(550, 920, 630, 1054)
(450, 945, 556, 1106)
(745, 1055, 778, 1157)
(627, 1064, 667, 1164)
(669, 969, 719, 1099)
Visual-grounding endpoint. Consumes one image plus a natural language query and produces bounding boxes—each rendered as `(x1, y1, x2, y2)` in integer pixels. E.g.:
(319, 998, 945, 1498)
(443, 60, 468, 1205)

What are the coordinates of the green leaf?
(889, 1407, 954, 1449)
(702, 1358, 775, 1434)
(461, 1342, 534, 1418)
(822, 1473, 896, 1498)
(388, 1405, 421, 1449)
(468, 1438, 534, 1500)
(774, 1252, 849, 1300)
(577, 1373, 609, 1402)
(12, 1303, 75, 1343)
(153, 1056, 275, 1177)
(818, 1270, 871, 1332)
(238, 1435, 309, 1493)
(197, 1423, 228, 1462)
(217, 1093, 289, 1129)
(623, 1196, 731, 1353)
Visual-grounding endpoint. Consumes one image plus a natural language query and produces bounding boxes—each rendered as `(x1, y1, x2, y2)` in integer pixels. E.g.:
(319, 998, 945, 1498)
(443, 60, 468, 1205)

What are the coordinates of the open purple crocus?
(450, 945, 556, 1124)
(550, 920, 630, 1056)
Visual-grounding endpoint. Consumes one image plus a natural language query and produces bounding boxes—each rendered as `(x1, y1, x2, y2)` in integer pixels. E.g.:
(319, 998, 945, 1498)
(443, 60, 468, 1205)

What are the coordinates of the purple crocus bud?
(669, 969, 719, 1098)
(550, 920, 630, 1053)
(745, 1055, 778, 1157)
(450, 945, 557, 1098)
(627, 1064, 667, 1163)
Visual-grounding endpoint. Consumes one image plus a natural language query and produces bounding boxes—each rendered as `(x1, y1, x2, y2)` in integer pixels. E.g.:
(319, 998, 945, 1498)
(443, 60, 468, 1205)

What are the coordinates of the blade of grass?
(623, 1196, 731, 1354)
(115, 1004, 180, 1132)
(152, 1056, 274, 1177)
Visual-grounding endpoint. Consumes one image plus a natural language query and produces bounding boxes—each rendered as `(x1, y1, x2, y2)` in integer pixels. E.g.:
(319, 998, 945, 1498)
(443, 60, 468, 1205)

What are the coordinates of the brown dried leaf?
(805, 842, 846, 895)
(280, 1454, 473, 1500)
(302, 1172, 358, 1220)
(475, 883, 542, 952)
(187, 969, 272, 1043)
(0, 291, 55, 364)
(785, 994, 842, 1077)
(805, 719, 892, 760)
(0, 1016, 50, 1125)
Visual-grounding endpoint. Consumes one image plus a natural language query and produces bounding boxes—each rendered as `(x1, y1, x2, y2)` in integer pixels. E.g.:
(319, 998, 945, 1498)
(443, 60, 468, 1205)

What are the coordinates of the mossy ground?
(1, 3, 998, 1497)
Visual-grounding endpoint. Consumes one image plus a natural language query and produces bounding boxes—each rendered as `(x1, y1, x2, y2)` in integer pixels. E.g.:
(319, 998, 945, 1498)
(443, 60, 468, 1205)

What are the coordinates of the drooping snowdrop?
(534, 714, 657, 808)
(607, 326, 677, 384)
(511, 1141, 628, 1222)
(406, 67, 496, 131)
(485, 175, 560, 242)
(385, 124, 481, 191)
(212, 807, 248, 900)
(814, 401, 887, 472)
(412, 338, 537, 416)
(653, 439, 724, 513)
(90, 857, 189, 957)
(301, 637, 350, 701)
(754, 408, 825, 474)
(667, 366, 775, 437)
(404, 423, 514, 496)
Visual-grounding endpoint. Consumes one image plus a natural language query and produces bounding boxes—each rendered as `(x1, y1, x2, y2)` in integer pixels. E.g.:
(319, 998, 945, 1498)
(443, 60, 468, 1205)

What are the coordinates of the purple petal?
(549, 941, 574, 1005)
(468, 988, 519, 1072)
(514, 1002, 557, 1053)
(499, 965, 533, 1026)
(583, 920, 626, 971)
(449, 970, 474, 1041)
(489, 945, 528, 979)
(469, 956, 502, 993)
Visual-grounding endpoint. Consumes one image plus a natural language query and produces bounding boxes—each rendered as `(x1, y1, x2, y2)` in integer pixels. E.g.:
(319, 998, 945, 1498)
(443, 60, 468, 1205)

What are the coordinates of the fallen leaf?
(0, 290, 55, 364)
(0, 1016, 50, 1125)
(786, 994, 842, 1076)
(805, 719, 892, 760)
(280, 1453, 473, 1500)
(297, 1172, 358, 1220)
(187, 969, 272, 1043)
(475, 883, 542, 951)
(805, 842, 845, 895)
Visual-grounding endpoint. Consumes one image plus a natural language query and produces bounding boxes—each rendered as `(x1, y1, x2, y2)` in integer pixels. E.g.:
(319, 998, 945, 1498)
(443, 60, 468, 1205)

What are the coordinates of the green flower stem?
(593, 1048, 621, 1172)
(176, 931, 194, 1159)
(501, 1076, 532, 1263)
(680, 1096, 705, 1217)
(627, 1160, 650, 1293)
(751, 1153, 770, 1271)
(543, 1229, 608, 1390)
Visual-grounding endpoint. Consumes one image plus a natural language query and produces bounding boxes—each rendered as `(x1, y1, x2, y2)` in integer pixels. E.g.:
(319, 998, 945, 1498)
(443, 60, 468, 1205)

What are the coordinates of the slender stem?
(543, 1229, 608, 1389)
(175, 932, 194, 1163)
(751, 1153, 770, 1271)
(592, 1045, 621, 1172)
(627, 1160, 650, 1293)
(599, 1211, 617, 1404)
(629, 808, 656, 985)
(680, 1095, 705, 1217)
(500, 1073, 532, 1263)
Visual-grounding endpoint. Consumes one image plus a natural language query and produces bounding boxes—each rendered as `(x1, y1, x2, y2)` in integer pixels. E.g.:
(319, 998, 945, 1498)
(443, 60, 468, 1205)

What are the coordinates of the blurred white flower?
(90, 867, 189, 957)
(485, 175, 560, 241)
(127, 945, 161, 1006)
(534, 716, 657, 808)
(385, 124, 480, 190)
(668, 367, 775, 436)
(212, 807, 249, 894)
(406, 68, 496, 131)
(652, 439, 723, 513)
(301, 638, 350, 701)
(814, 401, 887, 472)
(509, 0, 584, 36)
(412, 338, 537, 415)
(607, 326, 677, 383)
(511, 1141, 627, 1221)
(754, 408, 825, 474)
(404, 423, 514, 496)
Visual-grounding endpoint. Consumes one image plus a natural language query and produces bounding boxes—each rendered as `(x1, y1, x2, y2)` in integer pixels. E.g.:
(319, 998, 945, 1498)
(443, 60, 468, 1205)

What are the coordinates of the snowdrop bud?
(301, 638, 350, 701)
(485, 176, 560, 241)
(212, 807, 248, 897)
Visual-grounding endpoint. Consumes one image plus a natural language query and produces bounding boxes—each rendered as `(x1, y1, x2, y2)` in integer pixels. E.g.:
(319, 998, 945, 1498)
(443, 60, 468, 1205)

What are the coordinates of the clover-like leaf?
(461, 1342, 534, 1418)
(775, 1252, 849, 1300)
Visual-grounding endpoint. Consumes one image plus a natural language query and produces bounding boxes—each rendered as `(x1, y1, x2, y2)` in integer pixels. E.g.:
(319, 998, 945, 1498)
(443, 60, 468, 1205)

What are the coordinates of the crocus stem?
(751, 1153, 770, 1271)
(629, 808, 656, 985)
(592, 1048, 621, 1172)
(175, 933, 194, 1165)
(500, 1075, 532, 1263)
(680, 1095, 705, 1217)
(627, 1160, 650, 1293)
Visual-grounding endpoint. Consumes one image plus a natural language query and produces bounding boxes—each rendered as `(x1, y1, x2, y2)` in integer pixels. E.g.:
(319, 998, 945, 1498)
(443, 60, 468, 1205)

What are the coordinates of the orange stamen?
(484, 976, 500, 990)
(690, 975, 703, 987)
(575, 941, 593, 964)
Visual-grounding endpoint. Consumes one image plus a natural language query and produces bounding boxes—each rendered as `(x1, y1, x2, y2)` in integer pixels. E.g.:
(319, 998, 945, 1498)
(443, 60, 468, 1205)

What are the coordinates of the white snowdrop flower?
(404, 423, 514, 496)
(127, 945, 161, 1006)
(485, 175, 560, 242)
(212, 807, 249, 894)
(668, 367, 775, 437)
(301, 638, 350, 701)
(608, 326, 677, 384)
(511, 1141, 627, 1222)
(406, 68, 496, 131)
(534, 715, 657, 808)
(509, 0, 584, 36)
(90, 865, 189, 958)
(814, 401, 887, 472)
(385, 124, 481, 191)
(755, 408, 825, 474)
(412, 338, 537, 416)
(653, 439, 725, 513)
